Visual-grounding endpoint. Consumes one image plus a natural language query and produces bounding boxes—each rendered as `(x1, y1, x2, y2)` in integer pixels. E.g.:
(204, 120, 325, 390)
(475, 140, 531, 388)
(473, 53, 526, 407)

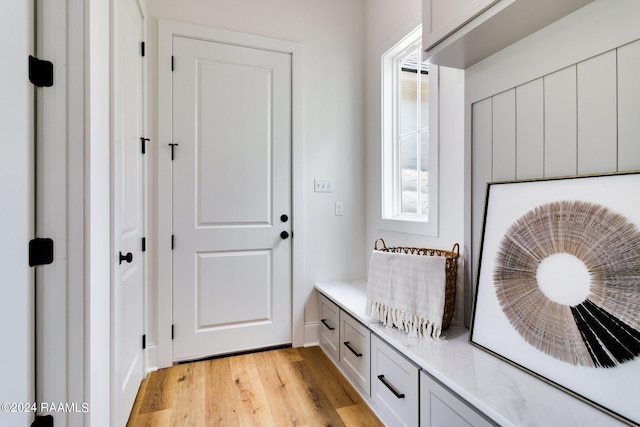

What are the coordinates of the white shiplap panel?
(544, 66, 577, 177)
(471, 98, 492, 286)
(617, 39, 640, 172)
(577, 50, 618, 174)
(492, 89, 516, 181)
(516, 79, 544, 179)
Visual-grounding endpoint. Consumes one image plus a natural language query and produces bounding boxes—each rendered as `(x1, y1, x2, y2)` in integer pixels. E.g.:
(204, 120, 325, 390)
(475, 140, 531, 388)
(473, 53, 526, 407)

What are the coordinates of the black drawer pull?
(320, 318, 335, 331)
(343, 341, 362, 357)
(377, 375, 405, 399)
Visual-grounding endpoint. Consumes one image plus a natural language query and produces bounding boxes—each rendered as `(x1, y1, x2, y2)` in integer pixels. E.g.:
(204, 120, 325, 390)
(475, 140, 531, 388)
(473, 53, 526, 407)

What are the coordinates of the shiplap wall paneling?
(471, 98, 492, 296)
(576, 50, 618, 174)
(516, 79, 544, 179)
(544, 66, 577, 177)
(472, 98, 493, 204)
(492, 90, 516, 181)
(617, 39, 640, 171)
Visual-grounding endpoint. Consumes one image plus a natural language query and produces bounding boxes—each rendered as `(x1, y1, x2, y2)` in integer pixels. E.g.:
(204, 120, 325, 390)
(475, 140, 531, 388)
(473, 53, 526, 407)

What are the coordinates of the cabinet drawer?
(318, 293, 340, 361)
(339, 311, 371, 396)
(421, 371, 496, 427)
(371, 335, 419, 427)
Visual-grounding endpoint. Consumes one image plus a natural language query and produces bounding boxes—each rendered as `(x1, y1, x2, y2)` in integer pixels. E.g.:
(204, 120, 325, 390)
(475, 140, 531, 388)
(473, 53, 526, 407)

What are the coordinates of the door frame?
(156, 20, 304, 368)
(35, 0, 110, 425)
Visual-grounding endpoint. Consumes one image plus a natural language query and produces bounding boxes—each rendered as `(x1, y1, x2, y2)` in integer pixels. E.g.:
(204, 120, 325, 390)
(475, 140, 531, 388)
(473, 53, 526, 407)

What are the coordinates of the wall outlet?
(314, 179, 332, 193)
(335, 202, 344, 216)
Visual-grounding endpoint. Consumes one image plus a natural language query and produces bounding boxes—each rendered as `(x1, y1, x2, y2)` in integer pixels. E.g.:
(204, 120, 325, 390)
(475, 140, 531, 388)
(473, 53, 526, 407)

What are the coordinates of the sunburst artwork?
(470, 173, 640, 426)
(494, 200, 640, 368)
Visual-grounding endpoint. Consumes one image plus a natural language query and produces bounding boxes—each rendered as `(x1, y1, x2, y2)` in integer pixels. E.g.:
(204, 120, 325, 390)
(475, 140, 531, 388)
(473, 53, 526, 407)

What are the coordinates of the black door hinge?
(31, 414, 54, 427)
(171, 55, 174, 71)
(171, 324, 175, 340)
(142, 237, 146, 252)
(29, 55, 54, 87)
(141, 41, 146, 57)
(169, 143, 178, 160)
(29, 238, 54, 267)
(142, 334, 146, 350)
(171, 235, 175, 250)
(141, 137, 150, 154)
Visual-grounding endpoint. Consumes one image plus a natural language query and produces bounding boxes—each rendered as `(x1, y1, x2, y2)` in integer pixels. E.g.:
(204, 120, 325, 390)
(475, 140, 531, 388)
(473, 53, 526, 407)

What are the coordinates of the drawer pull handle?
(377, 375, 405, 399)
(344, 341, 362, 357)
(320, 319, 335, 331)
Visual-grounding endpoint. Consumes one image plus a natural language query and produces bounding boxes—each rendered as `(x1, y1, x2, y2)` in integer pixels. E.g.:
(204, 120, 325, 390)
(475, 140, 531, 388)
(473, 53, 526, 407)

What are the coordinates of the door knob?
(119, 251, 133, 265)
(280, 231, 289, 239)
(280, 214, 289, 223)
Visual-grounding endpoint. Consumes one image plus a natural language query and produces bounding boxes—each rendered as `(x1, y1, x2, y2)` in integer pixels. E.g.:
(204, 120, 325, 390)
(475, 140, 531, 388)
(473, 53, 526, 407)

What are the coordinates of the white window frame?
(380, 25, 439, 236)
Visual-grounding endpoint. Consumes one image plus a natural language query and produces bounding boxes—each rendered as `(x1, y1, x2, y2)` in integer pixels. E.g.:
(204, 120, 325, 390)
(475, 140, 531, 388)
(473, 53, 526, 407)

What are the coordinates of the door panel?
(197, 250, 271, 327)
(112, 0, 144, 424)
(172, 36, 292, 361)
(0, 2, 34, 426)
(197, 60, 272, 225)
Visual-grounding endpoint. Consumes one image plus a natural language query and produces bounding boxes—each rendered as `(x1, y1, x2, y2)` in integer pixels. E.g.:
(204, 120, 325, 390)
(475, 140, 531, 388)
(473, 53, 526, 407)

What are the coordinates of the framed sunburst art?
(470, 172, 640, 426)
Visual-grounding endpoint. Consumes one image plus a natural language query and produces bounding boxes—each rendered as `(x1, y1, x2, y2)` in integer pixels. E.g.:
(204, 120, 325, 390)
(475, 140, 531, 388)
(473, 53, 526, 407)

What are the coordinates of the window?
(381, 26, 438, 235)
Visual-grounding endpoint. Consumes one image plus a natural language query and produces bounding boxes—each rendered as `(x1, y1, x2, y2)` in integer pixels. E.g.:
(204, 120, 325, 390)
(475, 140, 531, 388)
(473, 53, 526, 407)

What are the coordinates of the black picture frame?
(470, 172, 640, 426)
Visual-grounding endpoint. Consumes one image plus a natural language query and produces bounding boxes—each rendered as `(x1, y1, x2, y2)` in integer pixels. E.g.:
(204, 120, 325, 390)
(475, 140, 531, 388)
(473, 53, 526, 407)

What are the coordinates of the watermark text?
(1, 402, 89, 413)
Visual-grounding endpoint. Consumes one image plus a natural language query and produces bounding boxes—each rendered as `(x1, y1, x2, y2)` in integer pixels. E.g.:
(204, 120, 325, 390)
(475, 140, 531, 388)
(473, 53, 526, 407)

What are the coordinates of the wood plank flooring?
(127, 346, 383, 426)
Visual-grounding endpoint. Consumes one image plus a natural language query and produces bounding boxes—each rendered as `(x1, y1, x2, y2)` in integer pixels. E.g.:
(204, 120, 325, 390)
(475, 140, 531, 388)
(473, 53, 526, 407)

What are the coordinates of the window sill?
(378, 216, 438, 237)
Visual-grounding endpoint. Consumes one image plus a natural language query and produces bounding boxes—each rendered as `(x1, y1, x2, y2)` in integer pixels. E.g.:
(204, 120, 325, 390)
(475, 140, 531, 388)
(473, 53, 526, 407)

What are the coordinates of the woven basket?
(373, 238, 460, 330)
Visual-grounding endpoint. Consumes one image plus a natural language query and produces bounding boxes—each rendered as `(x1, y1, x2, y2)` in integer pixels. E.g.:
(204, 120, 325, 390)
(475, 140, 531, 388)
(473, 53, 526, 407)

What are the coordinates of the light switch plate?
(314, 179, 332, 193)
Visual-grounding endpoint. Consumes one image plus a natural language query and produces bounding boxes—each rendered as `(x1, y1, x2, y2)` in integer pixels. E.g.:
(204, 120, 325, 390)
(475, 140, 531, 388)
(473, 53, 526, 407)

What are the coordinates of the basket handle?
(451, 243, 460, 257)
(374, 238, 387, 251)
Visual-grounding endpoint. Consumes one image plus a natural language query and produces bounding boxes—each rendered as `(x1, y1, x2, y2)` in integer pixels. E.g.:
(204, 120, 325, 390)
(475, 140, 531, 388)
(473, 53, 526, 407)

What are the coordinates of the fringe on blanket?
(366, 299, 442, 340)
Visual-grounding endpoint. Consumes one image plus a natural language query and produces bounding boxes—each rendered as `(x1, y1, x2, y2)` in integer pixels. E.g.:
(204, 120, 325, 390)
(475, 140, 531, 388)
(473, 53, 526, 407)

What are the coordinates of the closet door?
(1, 2, 35, 426)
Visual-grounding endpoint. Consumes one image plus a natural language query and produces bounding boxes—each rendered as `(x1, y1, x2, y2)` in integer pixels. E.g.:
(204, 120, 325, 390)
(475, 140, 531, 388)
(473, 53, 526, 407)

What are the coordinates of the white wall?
(146, 0, 367, 349)
(466, 0, 640, 315)
(364, 0, 467, 325)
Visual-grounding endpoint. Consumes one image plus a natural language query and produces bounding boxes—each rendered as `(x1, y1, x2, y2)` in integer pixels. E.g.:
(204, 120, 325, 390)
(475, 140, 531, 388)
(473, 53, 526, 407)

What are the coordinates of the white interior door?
(172, 36, 292, 361)
(0, 2, 34, 426)
(112, 0, 145, 424)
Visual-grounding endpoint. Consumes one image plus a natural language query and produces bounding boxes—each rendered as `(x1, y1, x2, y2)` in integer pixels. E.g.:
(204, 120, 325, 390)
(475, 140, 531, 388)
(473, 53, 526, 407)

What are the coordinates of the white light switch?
(335, 202, 343, 216)
(314, 179, 332, 193)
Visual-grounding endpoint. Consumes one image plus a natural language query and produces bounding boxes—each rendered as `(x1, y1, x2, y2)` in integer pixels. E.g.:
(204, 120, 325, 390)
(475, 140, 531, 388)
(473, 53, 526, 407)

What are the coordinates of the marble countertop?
(315, 280, 627, 427)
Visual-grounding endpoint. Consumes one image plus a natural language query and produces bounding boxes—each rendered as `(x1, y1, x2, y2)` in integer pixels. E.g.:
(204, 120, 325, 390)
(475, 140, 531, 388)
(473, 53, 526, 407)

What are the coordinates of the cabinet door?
(339, 311, 371, 396)
(420, 371, 496, 427)
(371, 335, 419, 427)
(423, 0, 499, 50)
(318, 293, 340, 361)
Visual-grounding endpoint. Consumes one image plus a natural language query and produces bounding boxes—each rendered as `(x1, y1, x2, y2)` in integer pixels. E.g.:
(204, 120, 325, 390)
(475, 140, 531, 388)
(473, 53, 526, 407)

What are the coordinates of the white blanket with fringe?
(365, 250, 447, 339)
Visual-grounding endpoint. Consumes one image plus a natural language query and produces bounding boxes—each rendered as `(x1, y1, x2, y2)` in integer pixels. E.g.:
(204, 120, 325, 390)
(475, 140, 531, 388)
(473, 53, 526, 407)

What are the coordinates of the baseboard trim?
(304, 321, 320, 347)
(145, 344, 158, 375)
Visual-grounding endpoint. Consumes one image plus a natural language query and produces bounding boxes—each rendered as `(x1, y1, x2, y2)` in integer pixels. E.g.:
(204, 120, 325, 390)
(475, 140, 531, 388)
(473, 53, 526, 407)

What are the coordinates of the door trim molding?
(157, 20, 304, 368)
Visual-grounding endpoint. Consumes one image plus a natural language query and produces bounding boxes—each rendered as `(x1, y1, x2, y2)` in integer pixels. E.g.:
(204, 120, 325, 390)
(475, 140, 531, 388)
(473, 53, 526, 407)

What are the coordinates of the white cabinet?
(318, 294, 372, 396)
(423, 0, 594, 68)
(318, 287, 494, 427)
(423, 0, 498, 51)
(421, 371, 496, 427)
(318, 293, 340, 361)
(371, 335, 419, 427)
(339, 311, 371, 396)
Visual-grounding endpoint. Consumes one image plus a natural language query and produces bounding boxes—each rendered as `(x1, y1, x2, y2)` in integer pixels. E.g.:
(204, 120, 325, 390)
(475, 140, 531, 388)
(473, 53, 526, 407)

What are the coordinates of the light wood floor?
(127, 346, 384, 426)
